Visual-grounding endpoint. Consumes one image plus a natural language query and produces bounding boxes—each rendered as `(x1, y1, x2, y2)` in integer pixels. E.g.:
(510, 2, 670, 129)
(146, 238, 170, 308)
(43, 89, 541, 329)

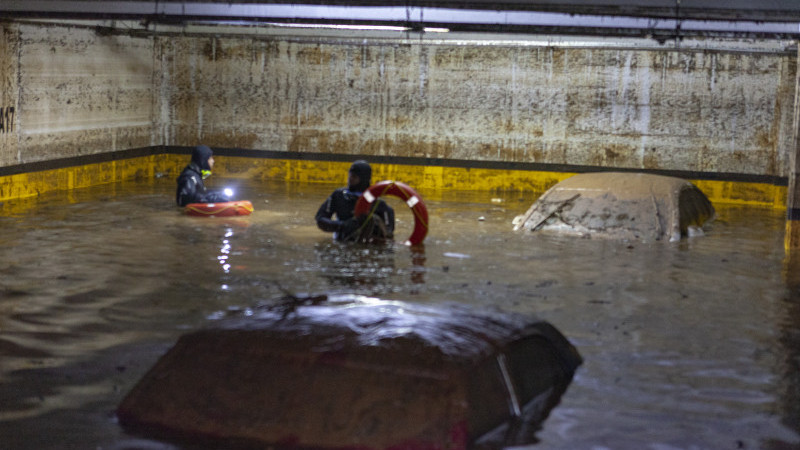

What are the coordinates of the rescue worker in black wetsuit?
(176, 145, 233, 207)
(315, 160, 395, 242)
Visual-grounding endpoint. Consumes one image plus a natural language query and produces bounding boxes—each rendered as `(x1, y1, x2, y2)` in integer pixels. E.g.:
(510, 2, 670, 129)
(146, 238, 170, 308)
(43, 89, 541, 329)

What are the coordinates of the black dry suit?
(315, 160, 395, 242)
(175, 145, 231, 207)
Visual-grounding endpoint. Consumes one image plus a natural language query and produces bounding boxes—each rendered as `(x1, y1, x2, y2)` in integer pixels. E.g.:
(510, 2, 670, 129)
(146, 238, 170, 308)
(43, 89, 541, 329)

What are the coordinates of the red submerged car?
(117, 294, 582, 449)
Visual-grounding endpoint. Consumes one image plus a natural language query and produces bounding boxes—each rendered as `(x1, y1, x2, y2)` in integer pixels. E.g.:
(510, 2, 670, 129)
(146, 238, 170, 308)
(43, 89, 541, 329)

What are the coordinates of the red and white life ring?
(185, 200, 254, 217)
(354, 181, 429, 246)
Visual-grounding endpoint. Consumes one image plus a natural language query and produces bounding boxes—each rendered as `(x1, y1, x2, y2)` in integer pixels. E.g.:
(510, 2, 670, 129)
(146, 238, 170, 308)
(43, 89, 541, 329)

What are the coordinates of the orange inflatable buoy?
(354, 181, 428, 245)
(185, 200, 254, 217)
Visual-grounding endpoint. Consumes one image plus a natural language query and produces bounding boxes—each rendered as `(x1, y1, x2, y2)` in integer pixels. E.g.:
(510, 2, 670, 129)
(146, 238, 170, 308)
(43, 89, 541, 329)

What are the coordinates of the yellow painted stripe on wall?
(0, 154, 789, 209)
(691, 179, 787, 209)
(0, 155, 184, 202)
(215, 156, 577, 193)
(217, 156, 788, 208)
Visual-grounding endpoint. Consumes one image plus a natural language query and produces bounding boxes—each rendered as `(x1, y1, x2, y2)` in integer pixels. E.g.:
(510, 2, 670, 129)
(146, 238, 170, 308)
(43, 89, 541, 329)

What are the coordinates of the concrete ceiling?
(3, 0, 800, 40)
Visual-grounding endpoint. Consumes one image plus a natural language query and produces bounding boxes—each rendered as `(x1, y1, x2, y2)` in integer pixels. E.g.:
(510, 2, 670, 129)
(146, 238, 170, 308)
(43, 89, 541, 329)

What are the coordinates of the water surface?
(0, 178, 798, 449)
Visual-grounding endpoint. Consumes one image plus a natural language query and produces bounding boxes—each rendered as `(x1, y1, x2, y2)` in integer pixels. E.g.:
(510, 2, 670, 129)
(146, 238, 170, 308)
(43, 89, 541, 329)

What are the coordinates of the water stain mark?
(0, 106, 14, 133)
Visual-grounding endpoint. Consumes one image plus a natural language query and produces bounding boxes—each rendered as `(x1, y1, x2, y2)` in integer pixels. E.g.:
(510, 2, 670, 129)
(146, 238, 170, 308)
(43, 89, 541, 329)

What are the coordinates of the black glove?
(339, 217, 363, 239)
(204, 190, 232, 203)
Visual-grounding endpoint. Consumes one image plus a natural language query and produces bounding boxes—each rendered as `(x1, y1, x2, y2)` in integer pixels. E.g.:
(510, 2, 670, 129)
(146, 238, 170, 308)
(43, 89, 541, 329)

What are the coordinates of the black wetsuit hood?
(348, 160, 372, 193)
(191, 145, 214, 172)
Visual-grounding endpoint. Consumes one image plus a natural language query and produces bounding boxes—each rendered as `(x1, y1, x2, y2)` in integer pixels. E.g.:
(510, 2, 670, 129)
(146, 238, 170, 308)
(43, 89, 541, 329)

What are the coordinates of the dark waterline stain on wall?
(0, 106, 14, 133)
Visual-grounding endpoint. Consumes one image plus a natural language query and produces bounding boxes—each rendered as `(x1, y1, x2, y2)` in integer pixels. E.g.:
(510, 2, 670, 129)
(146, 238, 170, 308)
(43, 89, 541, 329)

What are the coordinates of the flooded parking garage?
(2, 0, 800, 447)
(0, 178, 798, 449)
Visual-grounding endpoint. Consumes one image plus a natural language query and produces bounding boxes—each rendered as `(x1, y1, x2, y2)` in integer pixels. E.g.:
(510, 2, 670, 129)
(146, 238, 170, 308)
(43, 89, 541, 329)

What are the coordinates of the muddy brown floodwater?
(0, 178, 799, 450)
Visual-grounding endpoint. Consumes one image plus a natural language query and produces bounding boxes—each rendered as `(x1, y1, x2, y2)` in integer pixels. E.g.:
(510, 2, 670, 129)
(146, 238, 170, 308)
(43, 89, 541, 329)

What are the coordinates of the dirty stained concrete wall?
(0, 22, 155, 166)
(0, 24, 19, 167)
(0, 20, 796, 182)
(160, 35, 796, 177)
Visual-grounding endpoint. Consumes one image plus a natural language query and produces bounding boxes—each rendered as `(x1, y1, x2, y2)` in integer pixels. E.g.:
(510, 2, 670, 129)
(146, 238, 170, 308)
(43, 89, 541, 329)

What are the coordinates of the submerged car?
(514, 172, 716, 241)
(117, 294, 582, 449)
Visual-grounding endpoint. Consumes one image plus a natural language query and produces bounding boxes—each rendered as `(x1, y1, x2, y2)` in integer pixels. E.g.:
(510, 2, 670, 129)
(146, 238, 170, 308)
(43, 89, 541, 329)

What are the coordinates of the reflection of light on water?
(207, 305, 254, 320)
(220, 227, 233, 273)
(207, 310, 226, 320)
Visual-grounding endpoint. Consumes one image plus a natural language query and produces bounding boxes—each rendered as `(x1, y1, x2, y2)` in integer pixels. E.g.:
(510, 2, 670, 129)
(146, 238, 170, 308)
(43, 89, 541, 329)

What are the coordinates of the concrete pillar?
(787, 249, 800, 288)
(786, 45, 800, 251)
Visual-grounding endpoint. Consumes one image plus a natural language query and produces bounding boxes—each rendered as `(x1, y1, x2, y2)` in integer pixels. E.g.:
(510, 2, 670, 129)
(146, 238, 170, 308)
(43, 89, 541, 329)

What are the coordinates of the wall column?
(787, 44, 800, 251)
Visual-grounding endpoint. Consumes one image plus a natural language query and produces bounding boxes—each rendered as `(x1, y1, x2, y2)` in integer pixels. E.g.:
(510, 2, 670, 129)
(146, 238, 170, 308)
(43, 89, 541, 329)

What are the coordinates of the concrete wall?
(0, 22, 155, 166)
(163, 36, 795, 177)
(0, 20, 796, 180)
(0, 24, 19, 167)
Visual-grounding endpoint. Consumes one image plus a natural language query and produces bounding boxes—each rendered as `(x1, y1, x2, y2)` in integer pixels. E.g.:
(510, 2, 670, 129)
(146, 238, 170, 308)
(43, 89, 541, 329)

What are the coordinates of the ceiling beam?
(2, 1, 800, 40)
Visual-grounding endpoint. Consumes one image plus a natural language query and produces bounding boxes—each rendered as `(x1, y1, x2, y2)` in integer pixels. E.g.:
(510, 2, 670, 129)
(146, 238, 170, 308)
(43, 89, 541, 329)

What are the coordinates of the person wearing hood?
(176, 145, 234, 207)
(315, 160, 395, 242)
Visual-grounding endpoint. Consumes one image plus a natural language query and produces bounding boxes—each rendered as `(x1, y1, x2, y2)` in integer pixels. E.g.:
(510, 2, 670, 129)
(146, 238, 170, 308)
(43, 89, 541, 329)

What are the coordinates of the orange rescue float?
(185, 200, 254, 217)
(354, 180, 428, 245)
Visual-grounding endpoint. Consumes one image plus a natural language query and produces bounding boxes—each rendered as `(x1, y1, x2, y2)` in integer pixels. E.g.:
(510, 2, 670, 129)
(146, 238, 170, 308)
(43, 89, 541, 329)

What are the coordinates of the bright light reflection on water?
(0, 178, 798, 449)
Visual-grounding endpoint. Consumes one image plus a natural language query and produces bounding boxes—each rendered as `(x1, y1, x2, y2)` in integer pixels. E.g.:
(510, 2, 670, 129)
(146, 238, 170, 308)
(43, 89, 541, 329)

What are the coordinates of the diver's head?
(348, 160, 372, 193)
(191, 145, 215, 178)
